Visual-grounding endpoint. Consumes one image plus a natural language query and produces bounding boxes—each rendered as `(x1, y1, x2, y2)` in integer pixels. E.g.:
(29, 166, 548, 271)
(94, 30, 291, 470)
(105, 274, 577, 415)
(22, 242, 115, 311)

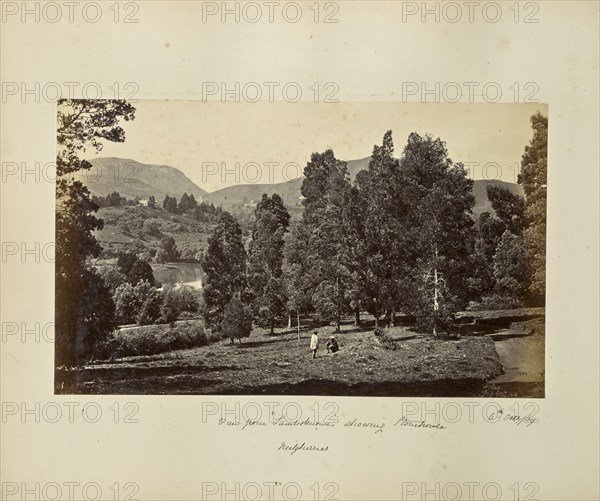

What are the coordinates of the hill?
(81, 156, 524, 218)
(205, 155, 524, 217)
(472, 179, 525, 215)
(75, 157, 207, 201)
(204, 177, 304, 208)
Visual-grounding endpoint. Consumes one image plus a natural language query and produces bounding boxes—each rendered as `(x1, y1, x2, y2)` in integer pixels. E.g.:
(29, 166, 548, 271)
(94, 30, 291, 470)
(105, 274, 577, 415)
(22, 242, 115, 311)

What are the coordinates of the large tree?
(302, 150, 353, 332)
(200, 212, 248, 331)
(282, 221, 313, 339)
(56, 99, 135, 366)
(354, 131, 413, 327)
(519, 112, 547, 304)
(247, 194, 290, 334)
(399, 133, 475, 335)
(469, 211, 505, 299)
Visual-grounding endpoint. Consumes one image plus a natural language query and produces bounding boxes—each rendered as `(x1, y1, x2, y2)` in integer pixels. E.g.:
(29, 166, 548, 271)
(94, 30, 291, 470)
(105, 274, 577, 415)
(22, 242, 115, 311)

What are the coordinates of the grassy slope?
(55, 315, 504, 396)
(94, 206, 217, 253)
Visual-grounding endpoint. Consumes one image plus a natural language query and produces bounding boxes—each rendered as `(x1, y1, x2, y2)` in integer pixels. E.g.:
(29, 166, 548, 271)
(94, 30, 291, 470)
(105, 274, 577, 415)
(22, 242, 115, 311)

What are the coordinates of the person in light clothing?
(310, 331, 319, 359)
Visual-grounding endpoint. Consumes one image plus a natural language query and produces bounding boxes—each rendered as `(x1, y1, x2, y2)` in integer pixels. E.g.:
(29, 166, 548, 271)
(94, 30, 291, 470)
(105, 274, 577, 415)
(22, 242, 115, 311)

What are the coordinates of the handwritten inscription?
(278, 442, 329, 455)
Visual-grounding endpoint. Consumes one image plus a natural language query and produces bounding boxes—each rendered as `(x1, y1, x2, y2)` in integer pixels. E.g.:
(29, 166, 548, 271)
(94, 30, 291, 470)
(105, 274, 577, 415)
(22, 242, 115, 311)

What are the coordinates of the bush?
(97, 321, 209, 359)
(374, 327, 397, 350)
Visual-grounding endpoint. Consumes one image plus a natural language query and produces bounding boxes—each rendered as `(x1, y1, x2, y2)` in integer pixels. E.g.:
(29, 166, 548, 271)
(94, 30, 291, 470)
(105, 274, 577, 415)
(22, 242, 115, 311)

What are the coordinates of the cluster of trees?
(201, 116, 546, 339)
(164, 193, 224, 222)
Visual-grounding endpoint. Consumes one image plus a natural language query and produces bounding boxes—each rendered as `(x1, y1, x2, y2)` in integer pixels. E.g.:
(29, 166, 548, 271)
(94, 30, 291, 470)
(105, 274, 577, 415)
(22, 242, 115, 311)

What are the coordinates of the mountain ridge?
(80, 156, 524, 216)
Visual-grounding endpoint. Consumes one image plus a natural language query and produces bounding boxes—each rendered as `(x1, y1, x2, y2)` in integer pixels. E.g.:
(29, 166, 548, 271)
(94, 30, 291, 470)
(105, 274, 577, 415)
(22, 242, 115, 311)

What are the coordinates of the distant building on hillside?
(139, 199, 149, 206)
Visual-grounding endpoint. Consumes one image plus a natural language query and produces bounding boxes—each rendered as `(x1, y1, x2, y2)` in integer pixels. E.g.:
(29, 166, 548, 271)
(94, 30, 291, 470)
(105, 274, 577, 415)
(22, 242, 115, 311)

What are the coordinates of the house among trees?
(139, 199, 149, 206)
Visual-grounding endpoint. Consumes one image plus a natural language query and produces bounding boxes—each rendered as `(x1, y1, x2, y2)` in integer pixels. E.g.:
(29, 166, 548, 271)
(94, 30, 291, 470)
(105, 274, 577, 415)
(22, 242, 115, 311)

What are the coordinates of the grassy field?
(53, 313, 543, 397)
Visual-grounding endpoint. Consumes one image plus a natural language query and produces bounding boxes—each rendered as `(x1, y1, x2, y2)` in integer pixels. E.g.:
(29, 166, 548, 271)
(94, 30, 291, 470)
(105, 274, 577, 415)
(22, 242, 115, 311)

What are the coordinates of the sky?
(83, 101, 547, 192)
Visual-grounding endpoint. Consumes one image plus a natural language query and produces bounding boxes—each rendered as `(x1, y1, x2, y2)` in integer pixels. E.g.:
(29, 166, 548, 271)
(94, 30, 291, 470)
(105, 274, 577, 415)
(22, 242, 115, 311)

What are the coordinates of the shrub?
(99, 321, 209, 358)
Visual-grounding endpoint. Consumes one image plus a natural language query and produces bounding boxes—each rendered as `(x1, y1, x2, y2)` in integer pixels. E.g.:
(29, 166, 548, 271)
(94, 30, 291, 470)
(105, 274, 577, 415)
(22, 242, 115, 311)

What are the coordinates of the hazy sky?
(84, 101, 547, 192)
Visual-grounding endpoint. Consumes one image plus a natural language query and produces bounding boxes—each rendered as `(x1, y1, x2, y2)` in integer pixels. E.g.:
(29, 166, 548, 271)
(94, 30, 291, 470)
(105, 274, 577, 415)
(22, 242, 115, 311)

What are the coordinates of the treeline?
(200, 115, 546, 340)
(161, 194, 224, 222)
(92, 191, 223, 223)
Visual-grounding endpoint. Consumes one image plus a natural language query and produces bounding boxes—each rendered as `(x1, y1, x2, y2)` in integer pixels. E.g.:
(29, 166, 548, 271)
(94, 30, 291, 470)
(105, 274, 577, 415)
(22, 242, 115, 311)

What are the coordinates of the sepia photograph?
(3, 1, 599, 499)
(55, 100, 547, 398)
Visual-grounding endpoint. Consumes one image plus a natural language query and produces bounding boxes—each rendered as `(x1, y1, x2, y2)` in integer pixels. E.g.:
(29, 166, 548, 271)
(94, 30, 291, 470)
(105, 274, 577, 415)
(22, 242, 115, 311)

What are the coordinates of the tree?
(155, 248, 169, 264)
(282, 221, 313, 339)
(221, 296, 253, 344)
(469, 212, 505, 299)
(160, 235, 178, 261)
(163, 195, 179, 213)
(179, 193, 191, 212)
(74, 268, 116, 359)
(107, 191, 125, 206)
(200, 212, 248, 331)
(354, 131, 411, 327)
(487, 186, 526, 235)
(143, 218, 162, 237)
(148, 195, 156, 209)
(519, 112, 547, 304)
(492, 230, 527, 301)
(399, 133, 475, 335)
(56, 99, 135, 366)
(301, 150, 353, 332)
(128, 259, 157, 286)
(247, 194, 290, 334)
(137, 288, 164, 326)
(116, 251, 138, 275)
(97, 266, 128, 294)
(114, 280, 158, 325)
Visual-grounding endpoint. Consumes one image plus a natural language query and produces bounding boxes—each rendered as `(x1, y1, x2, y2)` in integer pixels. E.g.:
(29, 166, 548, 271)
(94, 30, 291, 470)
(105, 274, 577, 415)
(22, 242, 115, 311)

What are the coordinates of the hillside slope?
(75, 157, 208, 201)
(82, 156, 524, 218)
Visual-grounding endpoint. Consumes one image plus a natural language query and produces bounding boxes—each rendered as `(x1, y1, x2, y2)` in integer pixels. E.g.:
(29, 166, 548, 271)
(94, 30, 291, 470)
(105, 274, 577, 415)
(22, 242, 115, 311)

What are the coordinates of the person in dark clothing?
(326, 336, 339, 353)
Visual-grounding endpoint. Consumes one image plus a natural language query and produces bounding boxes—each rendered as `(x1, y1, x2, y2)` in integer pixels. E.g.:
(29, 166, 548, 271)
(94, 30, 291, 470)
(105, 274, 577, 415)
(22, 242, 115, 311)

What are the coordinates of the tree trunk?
(390, 307, 395, 327)
(433, 244, 439, 337)
(296, 310, 301, 341)
(287, 312, 292, 330)
(374, 315, 379, 328)
(336, 276, 341, 332)
(354, 308, 360, 326)
(230, 337, 234, 344)
(270, 318, 274, 335)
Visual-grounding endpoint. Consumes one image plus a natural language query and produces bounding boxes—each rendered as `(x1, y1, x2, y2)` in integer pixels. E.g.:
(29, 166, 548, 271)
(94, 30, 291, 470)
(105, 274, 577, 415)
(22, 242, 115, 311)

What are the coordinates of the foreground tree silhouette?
(201, 212, 248, 332)
(56, 99, 135, 366)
